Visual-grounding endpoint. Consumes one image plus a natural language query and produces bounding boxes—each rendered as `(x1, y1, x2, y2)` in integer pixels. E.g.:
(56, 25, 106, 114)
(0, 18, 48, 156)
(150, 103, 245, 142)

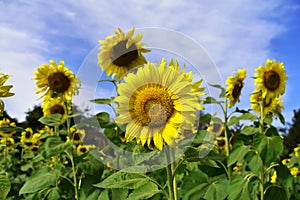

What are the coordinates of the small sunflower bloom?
(98, 27, 150, 81)
(70, 127, 86, 145)
(33, 60, 81, 101)
(225, 69, 246, 108)
(42, 97, 69, 123)
(270, 171, 277, 183)
(0, 137, 15, 152)
(0, 118, 16, 137)
(294, 147, 300, 158)
(207, 121, 224, 136)
(114, 59, 204, 150)
(76, 144, 95, 154)
(254, 59, 287, 101)
(233, 163, 243, 172)
(290, 167, 299, 178)
(282, 158, 290, 165)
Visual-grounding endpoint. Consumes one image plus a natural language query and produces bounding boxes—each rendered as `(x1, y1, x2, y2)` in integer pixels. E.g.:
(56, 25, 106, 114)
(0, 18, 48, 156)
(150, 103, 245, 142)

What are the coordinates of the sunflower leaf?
(38, 114, 62, 126)
(126, 182, 160, 200)
(0, 126, 24, 132)
(0, 174, 10, 199)
(90, 98, 112, 105)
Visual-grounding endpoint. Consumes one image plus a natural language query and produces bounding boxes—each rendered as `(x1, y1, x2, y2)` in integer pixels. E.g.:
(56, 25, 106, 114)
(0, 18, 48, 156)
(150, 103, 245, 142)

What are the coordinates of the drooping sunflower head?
(33, 60, 81, 101)
(225, 69, 246, 108)
(98, 27, 150, 81)
(114, 59, 204, 150)
(254, 59, 287, 101)
(76, 144, 95, 154)
(250, 90, 279, 117)
(0, 118, 16, 137)
(42, 97, 69, 123)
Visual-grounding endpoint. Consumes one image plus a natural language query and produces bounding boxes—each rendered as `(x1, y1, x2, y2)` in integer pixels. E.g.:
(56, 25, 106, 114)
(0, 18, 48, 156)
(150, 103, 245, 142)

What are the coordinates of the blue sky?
(0, 0, 299, 128)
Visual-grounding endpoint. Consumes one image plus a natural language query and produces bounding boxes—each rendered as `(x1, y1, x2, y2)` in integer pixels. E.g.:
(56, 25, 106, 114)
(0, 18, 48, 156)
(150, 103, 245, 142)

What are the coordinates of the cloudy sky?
(1, 0, 299, 128)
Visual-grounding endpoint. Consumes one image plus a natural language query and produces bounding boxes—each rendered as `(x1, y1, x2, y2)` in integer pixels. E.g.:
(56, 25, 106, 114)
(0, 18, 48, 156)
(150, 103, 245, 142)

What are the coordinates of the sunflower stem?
(259, 98, 265, 200)
(224, 99, 232, 180)
(166, 147, 177, 200)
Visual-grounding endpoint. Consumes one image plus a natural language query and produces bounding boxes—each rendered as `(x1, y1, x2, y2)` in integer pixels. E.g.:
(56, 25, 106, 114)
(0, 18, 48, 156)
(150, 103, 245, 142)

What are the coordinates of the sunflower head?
(254, 59, 287, 101)
(33, 60, 81, 101)
(70, 127, 86, 145)
(225, 69, 246, 108)
(0, 73, 14, 98)
(98, 27, 150, 81)
(207, 121, 224, 136)
(76, 144, 95, 154)
(114, 59, 204, 150)
(0, 118, 16, 137)
(42, 97, 69, 123)
(250, 90, 281, 117)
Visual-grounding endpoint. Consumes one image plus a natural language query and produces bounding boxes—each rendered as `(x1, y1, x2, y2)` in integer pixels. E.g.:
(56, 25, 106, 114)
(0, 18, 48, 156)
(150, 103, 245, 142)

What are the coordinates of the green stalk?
(259, 100, 265, 200)
(166, 147, 177, 200)
(223, 99, 232, 179)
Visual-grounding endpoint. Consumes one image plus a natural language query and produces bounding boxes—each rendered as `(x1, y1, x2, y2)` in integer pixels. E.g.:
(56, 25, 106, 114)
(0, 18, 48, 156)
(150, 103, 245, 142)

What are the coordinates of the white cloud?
(0, 0, 295, 122)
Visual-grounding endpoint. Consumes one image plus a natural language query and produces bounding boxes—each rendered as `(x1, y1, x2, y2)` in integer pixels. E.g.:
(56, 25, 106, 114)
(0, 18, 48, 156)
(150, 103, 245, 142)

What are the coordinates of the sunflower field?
(0, 27, 299, 200)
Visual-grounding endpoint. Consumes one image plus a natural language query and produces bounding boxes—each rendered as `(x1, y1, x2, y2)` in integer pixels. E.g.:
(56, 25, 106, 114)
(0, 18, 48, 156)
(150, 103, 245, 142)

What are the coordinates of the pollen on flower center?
(264, 70, 280, 91)
(50, 105, 65, 115)
(129, 84, 174, 128)
(110, 40, 138, 66)
(48, 72, 71, 93)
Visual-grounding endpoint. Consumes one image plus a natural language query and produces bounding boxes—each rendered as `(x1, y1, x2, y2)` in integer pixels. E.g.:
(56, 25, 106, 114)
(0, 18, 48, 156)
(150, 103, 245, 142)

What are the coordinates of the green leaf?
(77, 151, 104, 176)
(0, 174, 10, 200)
(46, 187, 60, 200)
(227, 116, 240, 126)
(228, 142, 251, 166)
(126, 182, 160, 200)
(203, 96, 223, 104)
(45, 136, 73, 157)
(244, 150, 263, 176)
(19, 173, 57, 194)
(228, 174, 257, 200)
(254, 135, 283, 166)
(97, 190, 110, 200)
(38, 114, 62, 126)
(90, 98, 112, 105)
(202, 179, 228, 200)
(0, 126, 24, 132)
(241, 126, 259, 135)
(94, 171, 148, 189)
(111, 188, 128, 200)
(208, 83, 226, 98)
(265, 186, 288, 200)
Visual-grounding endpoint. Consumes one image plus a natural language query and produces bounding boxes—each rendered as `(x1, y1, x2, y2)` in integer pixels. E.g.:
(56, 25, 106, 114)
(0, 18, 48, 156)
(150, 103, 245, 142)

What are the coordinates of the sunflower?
(250, 91, 279, 117)
(0, 137, 15, 152)
(254, 59, 287, 101)
(20, 128, 34, 143)
(70, 127, 85, 145)
(225, 69, 246, 108)
(0, 73, 14, 97)
(42, 97, 69, 123)
(76, 144, 95, 154)
(114, 59, 204, 150)
(98, 27, 150, 81)
(0, 118, 16, 137)
(207, 121, 224, 136)
(33, 60, 80, 101)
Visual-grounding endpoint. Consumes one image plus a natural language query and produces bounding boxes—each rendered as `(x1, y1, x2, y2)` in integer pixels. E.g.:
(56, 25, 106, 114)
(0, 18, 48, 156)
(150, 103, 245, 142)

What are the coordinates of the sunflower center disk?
(50, 105, 65, 115)
(110, 40, 138, 66)
(48, 72, 71, 93)
(264, 71, 280, 91)
(130, 84, 174, 128)
(232, 82, 243, 99)
(25, 131, 31, 139)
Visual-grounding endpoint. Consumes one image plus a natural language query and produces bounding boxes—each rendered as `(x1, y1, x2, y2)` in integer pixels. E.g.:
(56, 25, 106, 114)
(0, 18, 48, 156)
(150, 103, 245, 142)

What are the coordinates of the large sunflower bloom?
(33, 60, 80, 101)
(98, 27, 150, 81)
(254, 59, 287, 101)
(114, 59, 204, 150)
(42, 97, 69, 123)
(225, 69, 246, 108)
